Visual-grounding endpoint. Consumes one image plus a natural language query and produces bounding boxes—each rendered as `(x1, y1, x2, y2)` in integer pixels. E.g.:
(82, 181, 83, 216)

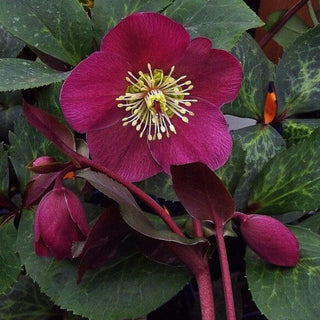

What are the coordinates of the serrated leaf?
(275, 24, 320, 116)
(0, 59, 68, 92)
(0, 222, 21, 294)
(282, 118, 320, 147)
(246, 226, 320, 320)
(248, 129, 320, 214)
(8, 116, 66, 191)
(91, 0, 171, 45)
(0, 143, 9, 195)
(232, 125, 286, 210)
(264, 10, 309, 49)
(0, 23, 24, 58)
(135, 172, 177, 201)
(166, 0, 263, 50)
(0, 0, 94, 65)
(223, 33, 274, 119)
(17, 211, 192, 320)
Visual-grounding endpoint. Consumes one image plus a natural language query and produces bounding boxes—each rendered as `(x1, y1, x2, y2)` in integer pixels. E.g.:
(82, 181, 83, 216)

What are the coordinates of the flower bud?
(236, 212, 299, 266)
(28, 156, 67, 174)
(34, 187, 90, 260)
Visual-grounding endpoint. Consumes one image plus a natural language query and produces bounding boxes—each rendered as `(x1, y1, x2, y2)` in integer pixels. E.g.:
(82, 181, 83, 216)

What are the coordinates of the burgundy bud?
(34, 187, 90, 260)
(235, 212, 299, 267)
(27, 156, 67, 174)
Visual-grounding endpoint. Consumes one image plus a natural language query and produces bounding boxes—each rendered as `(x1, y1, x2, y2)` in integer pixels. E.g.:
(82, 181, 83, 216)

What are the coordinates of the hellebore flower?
(34, 187, 90, 260)
(234, 212, 299, 266)
(60, 12, 242, 181)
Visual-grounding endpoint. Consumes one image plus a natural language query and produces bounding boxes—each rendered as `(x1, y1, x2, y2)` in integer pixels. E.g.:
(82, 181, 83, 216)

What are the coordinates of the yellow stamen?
(116, 63, 197, 140)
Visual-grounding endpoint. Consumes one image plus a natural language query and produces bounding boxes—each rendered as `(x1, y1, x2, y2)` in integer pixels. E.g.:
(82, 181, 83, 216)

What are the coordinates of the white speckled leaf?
(275, 24, 320, 116)
(0, 59, 68, 91)
(0, 0, 93, 65)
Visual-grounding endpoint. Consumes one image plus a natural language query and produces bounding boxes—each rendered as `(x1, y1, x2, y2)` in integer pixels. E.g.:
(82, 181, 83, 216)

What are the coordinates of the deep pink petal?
(175, 39, 242, 106)
(149, 99, 232, 173)
(60, 52, 131, 132)
(64, 188, 90, 236)
(100, 12, 190, 74)
(87, 123, 162, 182)
(36, 188, 89, 259)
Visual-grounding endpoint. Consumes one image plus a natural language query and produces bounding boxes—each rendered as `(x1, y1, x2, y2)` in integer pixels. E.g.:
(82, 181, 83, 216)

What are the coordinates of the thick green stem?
(215, 224, 236, 320)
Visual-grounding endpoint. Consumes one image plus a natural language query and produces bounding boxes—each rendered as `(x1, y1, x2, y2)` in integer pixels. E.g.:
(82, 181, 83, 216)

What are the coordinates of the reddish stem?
(259, 0, 309, 48)
(215, 224, 236, 320)
(193, 218, 204, 238)
(78, 156, 184, 236)
(194, 258, 216, 320)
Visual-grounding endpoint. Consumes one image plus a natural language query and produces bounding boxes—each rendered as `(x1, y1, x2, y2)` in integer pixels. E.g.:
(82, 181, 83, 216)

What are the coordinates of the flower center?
(116, 64, 197, 141)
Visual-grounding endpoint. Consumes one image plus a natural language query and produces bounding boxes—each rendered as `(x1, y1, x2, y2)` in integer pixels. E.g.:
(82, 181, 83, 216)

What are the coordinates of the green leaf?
(135, 172, 177, 201)
(232, 125, 286, 210)
(0, 23, 24, 58)
(0, 59, 68, 92)
(0, 0, 93, 65)
(17, 211, 192, 320)
(166, 0, 263, 50)
(282, 118, 320, 147)
(216, 135, 246, 196)
(8, 116, 66, 191)
(275, 24, 320, 116)
(36, 82, 65, 122)
(0, 91, 22, 139)
(0, 143, 9, 195)
(91, 0, 171, 45)
(0, 275, 57, 320)
(246, 226, 320, 320)
(299, 213, 320, 234)
(0, 222, 21, 295)
(223, 33, 274, 119)
(248, 129, 320, 214)
(264, 10, 309, 49)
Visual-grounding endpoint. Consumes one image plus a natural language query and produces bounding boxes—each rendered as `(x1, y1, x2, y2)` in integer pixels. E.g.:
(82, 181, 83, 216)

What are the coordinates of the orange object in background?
(63, 171, 75, 180)
(264, 90, 277, 124)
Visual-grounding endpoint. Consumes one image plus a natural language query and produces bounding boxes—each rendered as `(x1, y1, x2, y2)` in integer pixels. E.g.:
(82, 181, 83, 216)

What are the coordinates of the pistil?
(116, 64, 197, 141)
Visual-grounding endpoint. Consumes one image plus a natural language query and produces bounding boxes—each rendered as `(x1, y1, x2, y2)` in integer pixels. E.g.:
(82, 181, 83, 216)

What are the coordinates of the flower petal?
(87, 123, 162, 182)
(60, 52, 131, 132)
(149, 99, 232, 173)
(100, 12, 190, 74)
(175, 38, 242, 107)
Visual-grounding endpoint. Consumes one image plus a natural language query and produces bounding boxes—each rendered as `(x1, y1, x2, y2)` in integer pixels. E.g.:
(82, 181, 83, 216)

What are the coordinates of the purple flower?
(235, 212, 299, 266)
(60, 12, 242, 181)
(34, 187, 90, 260)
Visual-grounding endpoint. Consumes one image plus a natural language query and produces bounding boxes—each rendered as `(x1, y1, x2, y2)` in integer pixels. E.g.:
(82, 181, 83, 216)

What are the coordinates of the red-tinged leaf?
(171, 162, 235, 226)
(77, 169, 207, 247)
(23, 102, 76, 160)
(77, 205, 132, 282)
(22, 172, 59, 208)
